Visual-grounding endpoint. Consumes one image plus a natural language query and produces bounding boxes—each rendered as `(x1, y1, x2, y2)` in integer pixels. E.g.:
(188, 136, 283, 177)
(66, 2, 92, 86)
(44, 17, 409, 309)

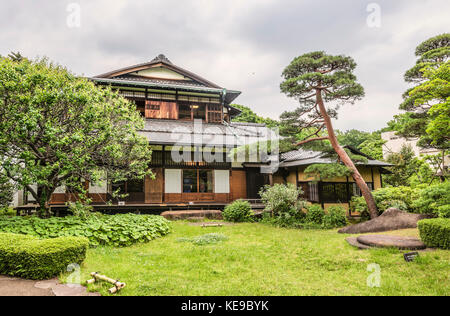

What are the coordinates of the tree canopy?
(231, 104, 279, 128)
(0, 56, 152, 216)
(390, 33, 450, 151)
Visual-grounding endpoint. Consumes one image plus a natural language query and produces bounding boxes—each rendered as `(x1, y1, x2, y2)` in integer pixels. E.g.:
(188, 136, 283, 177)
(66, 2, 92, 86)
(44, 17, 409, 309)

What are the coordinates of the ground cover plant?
(0, 214, 171, 247)
(71, 222, 450, 296)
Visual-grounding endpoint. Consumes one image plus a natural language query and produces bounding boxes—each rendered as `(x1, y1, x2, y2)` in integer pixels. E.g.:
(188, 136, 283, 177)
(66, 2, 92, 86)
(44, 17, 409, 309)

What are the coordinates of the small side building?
(273, 146, 392, 215)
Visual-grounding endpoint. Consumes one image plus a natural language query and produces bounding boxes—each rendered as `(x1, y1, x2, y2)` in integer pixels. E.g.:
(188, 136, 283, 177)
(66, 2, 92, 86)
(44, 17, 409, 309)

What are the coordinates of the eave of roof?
(139, 119, 275, 147)
(90, 77, 242, 104)
(279, 148, 393, 168)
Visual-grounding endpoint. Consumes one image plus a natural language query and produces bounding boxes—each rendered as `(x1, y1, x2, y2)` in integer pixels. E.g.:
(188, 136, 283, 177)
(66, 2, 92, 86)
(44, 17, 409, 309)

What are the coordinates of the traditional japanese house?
(46, 54, 277, 209)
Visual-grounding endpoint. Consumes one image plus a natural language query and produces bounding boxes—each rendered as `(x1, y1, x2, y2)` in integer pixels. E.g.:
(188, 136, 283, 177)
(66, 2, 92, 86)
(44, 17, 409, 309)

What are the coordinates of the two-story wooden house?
(46, 54, 276, 210)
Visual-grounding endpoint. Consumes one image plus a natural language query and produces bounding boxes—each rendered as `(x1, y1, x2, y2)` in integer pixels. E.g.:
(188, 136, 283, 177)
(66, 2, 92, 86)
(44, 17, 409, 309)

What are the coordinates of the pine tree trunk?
(316, 91, 379, 219)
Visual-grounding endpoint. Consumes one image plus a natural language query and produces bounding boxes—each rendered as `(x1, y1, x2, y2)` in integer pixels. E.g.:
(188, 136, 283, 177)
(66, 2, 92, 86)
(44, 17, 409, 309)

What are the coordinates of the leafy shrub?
(0, 233, 88, 280)
(68, 201, 94, 219)
(261, 209, 306, 228)
(0, 208, 15, 216)
(413, 181, 450, 218)
(322, 206, 348, 228)
(418, 218, 450, 249)
(177, 233, 228, 246)
(223, 200, 254, 222)
(305, 205, 325, 224)
(351, 186, 422, 217)
(259, 183, 306, 220)
(0, 214, 171, 247)
(0, 175, 14, 210)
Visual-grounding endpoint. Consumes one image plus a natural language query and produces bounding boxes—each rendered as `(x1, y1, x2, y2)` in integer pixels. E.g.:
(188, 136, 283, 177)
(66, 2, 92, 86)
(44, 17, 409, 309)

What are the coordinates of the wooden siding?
(145, 101, 178, 119)
(145, 169, 163, 203)
(231, 170, 247, 200)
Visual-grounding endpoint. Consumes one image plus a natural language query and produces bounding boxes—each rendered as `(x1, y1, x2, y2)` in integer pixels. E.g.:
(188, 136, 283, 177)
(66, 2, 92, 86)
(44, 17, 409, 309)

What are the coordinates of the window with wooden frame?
(299, 181, 374, 204)
(182, 169, 213, 193)
(207, 104, 222, 123)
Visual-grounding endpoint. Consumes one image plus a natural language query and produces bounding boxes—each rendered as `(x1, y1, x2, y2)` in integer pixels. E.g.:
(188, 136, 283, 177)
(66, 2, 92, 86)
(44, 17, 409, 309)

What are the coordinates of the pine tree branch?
(295, 137, 329, 146)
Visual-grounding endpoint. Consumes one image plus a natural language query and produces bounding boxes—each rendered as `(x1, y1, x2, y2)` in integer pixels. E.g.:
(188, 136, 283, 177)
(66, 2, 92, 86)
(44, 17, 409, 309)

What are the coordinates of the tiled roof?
(116, 75, 207, 87)
(279, 148, 392, 168)
(139, 119, 277, 147)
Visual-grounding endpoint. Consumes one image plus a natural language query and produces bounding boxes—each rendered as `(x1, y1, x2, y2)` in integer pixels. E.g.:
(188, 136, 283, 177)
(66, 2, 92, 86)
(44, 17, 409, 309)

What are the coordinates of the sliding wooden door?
(145, 168, 164, 204)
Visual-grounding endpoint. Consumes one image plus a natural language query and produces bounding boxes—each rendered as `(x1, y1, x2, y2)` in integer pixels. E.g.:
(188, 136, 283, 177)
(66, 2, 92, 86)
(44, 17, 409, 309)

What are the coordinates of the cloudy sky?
(1, 0, 449, 131)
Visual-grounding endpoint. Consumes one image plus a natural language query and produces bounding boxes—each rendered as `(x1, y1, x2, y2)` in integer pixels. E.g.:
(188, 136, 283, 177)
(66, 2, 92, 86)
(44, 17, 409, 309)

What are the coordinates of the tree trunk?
(316, 90, 379, 219)
(37, 185, 53, 218)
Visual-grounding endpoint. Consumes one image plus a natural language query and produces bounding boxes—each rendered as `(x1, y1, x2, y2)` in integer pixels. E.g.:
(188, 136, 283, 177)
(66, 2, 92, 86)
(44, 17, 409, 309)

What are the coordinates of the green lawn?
(67, 222, 449, 296)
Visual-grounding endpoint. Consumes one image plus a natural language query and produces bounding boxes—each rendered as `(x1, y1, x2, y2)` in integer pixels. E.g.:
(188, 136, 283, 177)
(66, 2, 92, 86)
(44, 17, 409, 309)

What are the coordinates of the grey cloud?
(0, 0, 448, 132)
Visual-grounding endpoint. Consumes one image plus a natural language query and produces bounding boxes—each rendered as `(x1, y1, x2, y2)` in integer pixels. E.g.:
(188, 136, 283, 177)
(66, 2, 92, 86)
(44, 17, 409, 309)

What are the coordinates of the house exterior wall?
(295, 166, 379, 185)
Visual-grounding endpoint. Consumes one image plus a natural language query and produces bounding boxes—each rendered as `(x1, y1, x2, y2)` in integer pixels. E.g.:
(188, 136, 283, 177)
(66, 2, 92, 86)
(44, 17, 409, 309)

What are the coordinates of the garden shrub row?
(0, 213, 171, 247)
(0, 233, 89, 280)
(351, 182, 450, 218)
(418, 218, 450, 249)
(257, 184, 348, 229)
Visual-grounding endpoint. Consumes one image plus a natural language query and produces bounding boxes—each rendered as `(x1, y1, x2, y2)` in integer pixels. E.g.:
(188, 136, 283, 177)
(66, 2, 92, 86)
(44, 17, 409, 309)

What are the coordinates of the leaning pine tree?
(280, 51, 379, 219)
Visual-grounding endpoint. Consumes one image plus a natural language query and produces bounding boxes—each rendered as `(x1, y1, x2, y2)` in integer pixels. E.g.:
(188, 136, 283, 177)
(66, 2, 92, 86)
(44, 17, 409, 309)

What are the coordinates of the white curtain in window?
(214, 170, 230, 193)
(165, 169, 182, 193)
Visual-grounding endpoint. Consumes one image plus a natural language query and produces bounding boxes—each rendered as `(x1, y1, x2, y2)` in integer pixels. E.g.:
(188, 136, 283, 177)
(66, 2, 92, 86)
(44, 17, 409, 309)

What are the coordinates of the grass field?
(67, 222, 449, 296)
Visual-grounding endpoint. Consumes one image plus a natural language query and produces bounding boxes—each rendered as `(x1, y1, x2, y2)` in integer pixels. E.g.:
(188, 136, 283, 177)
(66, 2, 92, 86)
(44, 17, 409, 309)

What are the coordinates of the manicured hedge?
(0, 233, 89, 280)
(418, 218, 450, 249)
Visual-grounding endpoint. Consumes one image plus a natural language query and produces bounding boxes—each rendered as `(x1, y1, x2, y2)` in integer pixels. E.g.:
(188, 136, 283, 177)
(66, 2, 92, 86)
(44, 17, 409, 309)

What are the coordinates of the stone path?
(0, 276, 100, 296)
(346, 234, 426, 250)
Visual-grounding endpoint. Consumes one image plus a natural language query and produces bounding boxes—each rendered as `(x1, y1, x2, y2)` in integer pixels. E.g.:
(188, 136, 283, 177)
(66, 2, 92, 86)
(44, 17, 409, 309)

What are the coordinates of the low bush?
(351, 186, 422, 218)
(322, 206, 348, 229)
(223, 200, 254, 223)
(0, 233, 88, 280)
(0, 213, 171, 247)
(0, 207, 15, 216)
(418, 218, 450, 249)
(305, 205, 325, 225)
(259, 184, 305, 216)
(261, 210, 306, 228)
(259, 183, 306, 227)
(413, 181, 450, 218)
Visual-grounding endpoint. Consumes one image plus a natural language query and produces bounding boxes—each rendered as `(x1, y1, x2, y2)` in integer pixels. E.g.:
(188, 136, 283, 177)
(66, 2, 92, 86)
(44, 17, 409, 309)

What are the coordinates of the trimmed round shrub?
(418, 218, 450, 249)
(322, 206, 348, 228)
(0, 233, 89, 280)
(223, 200, 253, 222)
(0, 214, 171, 247)
(305, 205, 325, 224)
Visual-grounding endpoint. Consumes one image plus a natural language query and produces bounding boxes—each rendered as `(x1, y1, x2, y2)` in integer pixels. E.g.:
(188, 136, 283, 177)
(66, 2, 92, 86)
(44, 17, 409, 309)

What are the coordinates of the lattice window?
(207, 104, 222, 123)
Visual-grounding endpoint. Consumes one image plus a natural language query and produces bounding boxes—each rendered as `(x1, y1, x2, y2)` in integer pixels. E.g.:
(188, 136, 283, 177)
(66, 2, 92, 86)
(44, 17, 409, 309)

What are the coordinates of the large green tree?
(280, 51, 379, 219)
(390, 33, 449, 151)
(0, 57, 152, 216)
